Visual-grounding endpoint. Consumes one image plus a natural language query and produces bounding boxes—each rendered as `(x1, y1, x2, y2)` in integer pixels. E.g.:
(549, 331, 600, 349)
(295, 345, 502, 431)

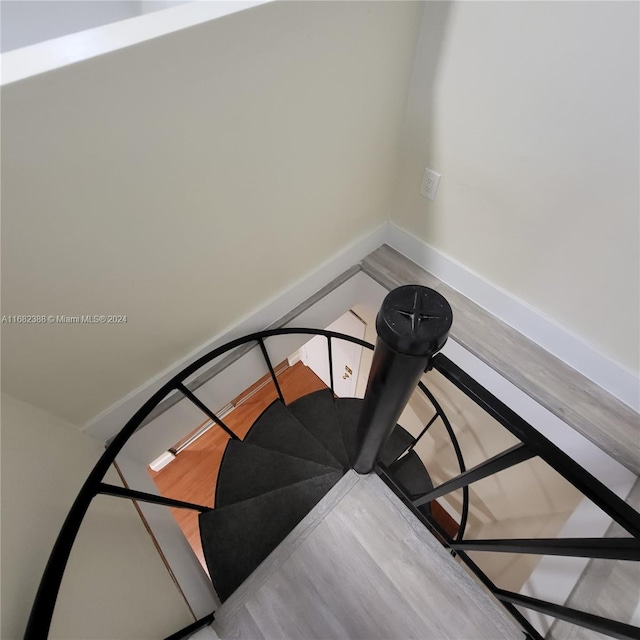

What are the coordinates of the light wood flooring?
(149, 361, 326, 570)
(212, 472, 522, 640)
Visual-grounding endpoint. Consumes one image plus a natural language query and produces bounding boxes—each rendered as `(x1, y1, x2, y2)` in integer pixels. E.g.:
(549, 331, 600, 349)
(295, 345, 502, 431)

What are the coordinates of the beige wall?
(1, 1, 423, 426)
(1, 393, 193, 639)
(392, 1, 639, 375)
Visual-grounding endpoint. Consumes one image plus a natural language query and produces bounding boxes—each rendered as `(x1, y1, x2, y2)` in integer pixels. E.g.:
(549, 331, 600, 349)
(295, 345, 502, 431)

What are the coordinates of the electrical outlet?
(420, 168, 441, 201)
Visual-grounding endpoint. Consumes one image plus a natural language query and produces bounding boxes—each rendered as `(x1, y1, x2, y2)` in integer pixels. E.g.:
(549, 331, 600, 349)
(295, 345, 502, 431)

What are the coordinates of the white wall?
(391, 1, 639, 376)
(0, 0, 193, 53)
(0, 1, 140, 52)
(0, 393, 194, 639)
(1, 1, 423, 427)
(137, 0, 191, 16)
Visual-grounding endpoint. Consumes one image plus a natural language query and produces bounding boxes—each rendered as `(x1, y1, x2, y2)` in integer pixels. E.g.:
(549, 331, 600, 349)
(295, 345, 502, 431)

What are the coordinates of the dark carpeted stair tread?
(244, 400, 341, 469)
(287, 389, 349, 468)
(335, 397, 362, 463)
(215, 440, 340, 508)
(387, 450, 434, 503)
(380, 424, 415, 467)
(200, 470, 343, 601)
(334, 398, 415, 467)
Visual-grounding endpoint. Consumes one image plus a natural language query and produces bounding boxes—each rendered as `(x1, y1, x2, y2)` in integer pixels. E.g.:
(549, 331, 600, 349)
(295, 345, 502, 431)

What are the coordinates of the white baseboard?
(386, 222, 640, 412)
(85, 222, 388, 440)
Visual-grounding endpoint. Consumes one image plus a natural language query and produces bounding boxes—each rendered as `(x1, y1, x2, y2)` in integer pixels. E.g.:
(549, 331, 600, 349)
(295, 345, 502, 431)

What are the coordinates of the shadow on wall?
(393, 0, 452, 245)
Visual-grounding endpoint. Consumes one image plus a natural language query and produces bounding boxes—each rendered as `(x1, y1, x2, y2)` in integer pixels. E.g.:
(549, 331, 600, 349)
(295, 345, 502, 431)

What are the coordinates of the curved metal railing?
(390, 380, 470, 542)
(25, 326, 639, 640)
(23, 328, 382, 639)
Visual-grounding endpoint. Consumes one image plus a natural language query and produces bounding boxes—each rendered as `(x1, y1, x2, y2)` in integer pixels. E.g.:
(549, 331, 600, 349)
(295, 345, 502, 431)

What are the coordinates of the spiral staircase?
(24, 286, 640, 640)
(200, 388, 431, 602)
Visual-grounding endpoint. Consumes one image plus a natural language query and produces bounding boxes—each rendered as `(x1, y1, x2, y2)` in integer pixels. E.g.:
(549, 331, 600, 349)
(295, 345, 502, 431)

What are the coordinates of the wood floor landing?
(212, 472, 522, 640)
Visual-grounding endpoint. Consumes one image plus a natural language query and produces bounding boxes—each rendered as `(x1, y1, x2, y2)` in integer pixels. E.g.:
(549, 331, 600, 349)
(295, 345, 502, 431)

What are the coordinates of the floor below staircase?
(211, 471, 522, 640)
(149, 361, 327, 569)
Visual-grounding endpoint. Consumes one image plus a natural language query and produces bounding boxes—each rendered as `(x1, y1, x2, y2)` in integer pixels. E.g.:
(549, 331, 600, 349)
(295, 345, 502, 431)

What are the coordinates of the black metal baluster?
(163, 612, 215, 640)
(98, 483, 212, 512)
(412, 443, 534, 508)
(392, 412, 439, 465)
(258, 337, 285, 403)
(447, 544, 546, 640)
(327, 336, 335, 395)
(415, 381, 469, 542)
(451, 538, 640, 561)
(176, 383, 239, 440)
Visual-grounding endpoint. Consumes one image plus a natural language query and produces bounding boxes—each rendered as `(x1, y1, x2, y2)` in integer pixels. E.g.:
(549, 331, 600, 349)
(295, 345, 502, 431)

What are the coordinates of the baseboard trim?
(386, 222, 639, 412)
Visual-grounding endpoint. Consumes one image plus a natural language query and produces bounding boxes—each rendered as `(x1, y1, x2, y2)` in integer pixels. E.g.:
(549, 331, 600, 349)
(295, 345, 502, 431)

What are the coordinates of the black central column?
(353, 285, 453, 474)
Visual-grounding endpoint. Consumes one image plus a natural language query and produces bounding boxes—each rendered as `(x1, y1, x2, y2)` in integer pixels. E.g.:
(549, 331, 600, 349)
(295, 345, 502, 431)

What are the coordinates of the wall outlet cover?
(420, 168, 441, 201)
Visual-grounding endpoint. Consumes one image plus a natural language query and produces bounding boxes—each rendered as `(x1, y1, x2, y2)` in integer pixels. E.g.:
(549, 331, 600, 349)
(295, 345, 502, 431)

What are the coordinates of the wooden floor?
(149, 361, 327, 569)
(212, 472, 522, 640)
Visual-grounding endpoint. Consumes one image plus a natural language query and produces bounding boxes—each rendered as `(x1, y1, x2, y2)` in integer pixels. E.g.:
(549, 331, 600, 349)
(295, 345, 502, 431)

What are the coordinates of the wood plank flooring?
(149, 361, 327, 570)
(213, 472, 523, 640)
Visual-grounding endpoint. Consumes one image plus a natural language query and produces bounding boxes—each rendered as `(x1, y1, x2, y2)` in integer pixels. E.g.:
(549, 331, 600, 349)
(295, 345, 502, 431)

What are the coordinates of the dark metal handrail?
(378, 351, 640, 640)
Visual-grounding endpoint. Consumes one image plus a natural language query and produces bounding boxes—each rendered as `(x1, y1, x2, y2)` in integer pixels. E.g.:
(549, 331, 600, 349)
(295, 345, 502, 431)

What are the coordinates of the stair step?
(387, 450, 434, 503)
(287, 389, 350, 468)
(215, 440, 340, 508)
(200, 470, 344, 602)
(243, 400, 342, 469)
(380, 424, 415, 467)
(334, 397, 415, 467)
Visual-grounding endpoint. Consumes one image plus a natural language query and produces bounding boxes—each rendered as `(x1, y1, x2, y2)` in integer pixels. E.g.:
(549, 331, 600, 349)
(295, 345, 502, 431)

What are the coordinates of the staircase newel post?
(353, 285, 453, 474)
